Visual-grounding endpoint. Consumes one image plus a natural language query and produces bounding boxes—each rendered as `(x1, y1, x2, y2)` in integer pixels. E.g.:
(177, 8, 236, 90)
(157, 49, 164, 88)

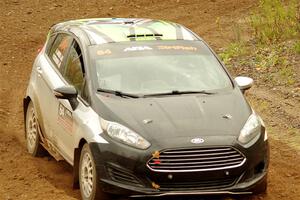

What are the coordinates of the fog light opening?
(255, 161, 265, 174)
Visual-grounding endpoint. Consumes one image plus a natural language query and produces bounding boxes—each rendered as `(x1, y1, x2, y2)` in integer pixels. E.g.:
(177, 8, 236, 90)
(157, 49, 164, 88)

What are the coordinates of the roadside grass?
(219, 42, 246, 65)
(219, 0, 300, 89)
(294, 40, 300, 54)
(250, 0, 299, 44)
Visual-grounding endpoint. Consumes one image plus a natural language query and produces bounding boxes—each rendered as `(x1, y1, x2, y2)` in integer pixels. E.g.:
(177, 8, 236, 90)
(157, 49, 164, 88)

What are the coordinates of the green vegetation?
(250, 0, 299, 44)
(219, 0, 299, 88)
(294, 40, 300, 54)
(219, 42, 246, 65)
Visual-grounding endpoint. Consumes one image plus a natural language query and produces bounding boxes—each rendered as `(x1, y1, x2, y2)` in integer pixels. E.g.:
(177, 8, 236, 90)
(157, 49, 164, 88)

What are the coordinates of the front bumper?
(89, 132, 269, 197)
(101, 171, 267, 197)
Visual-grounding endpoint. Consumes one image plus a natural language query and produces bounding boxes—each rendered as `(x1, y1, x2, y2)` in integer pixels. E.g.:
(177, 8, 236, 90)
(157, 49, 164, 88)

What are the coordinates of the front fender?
(73, 103, 108, 149)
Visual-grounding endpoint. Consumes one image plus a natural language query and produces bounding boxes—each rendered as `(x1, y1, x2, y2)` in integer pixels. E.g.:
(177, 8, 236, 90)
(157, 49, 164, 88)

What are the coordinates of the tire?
(79, 143, 110, 200)
(25, 101, 46, 157)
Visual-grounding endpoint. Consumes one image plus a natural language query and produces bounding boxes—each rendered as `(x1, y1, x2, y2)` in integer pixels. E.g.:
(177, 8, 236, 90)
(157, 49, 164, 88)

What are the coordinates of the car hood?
(93, 88, 252, 144)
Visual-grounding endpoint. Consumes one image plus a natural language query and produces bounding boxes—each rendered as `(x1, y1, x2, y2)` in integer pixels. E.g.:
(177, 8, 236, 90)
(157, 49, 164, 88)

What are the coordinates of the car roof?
(52, 18, 200, 45)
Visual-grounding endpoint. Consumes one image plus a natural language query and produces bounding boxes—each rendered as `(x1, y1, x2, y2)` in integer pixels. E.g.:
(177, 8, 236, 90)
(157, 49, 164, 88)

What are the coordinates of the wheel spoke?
(26, 105, 40, 154)
(80, 152, 94, 198)
(87, 181, 92, 193)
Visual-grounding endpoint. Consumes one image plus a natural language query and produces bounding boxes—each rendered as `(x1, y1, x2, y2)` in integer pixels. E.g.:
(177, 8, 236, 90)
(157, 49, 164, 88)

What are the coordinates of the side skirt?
(37, 124, 64, 161)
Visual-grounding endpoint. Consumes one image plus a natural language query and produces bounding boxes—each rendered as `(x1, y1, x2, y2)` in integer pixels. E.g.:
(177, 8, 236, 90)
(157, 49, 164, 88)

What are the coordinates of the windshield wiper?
(97, 88, 140, 98)
(143, 90, 216, 97)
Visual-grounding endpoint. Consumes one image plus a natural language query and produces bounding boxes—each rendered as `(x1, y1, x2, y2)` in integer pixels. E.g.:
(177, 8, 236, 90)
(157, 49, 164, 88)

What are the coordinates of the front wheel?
(25, 101, 45, 156)
(79, 143, 110, 200)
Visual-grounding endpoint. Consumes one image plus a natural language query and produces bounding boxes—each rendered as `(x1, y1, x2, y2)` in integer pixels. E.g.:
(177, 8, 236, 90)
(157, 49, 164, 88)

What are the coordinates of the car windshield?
(90, 41, 232, 95)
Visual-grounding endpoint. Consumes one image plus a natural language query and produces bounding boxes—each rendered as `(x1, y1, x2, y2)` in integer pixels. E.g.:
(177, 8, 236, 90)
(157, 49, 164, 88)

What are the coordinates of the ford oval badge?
(191, 137, 205, 144)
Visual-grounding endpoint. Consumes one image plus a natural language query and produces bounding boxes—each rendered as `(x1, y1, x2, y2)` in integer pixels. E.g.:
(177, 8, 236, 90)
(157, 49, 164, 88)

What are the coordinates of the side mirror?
(54, 86, 78, 110)
(234, 76, 253, 93)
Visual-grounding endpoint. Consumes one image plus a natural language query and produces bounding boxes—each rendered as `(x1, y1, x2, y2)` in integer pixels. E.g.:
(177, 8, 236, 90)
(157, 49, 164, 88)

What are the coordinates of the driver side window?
(63, 41, 84, 93)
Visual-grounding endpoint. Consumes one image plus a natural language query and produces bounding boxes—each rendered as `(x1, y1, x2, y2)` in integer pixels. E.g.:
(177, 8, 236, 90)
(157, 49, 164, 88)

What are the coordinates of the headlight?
(238, 113, 264, 144)
(100, 119, 151, 149)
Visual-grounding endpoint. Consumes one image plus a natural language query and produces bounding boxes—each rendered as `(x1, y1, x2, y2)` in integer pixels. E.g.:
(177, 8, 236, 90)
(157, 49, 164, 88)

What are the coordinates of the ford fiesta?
(24, 18, 269, 200)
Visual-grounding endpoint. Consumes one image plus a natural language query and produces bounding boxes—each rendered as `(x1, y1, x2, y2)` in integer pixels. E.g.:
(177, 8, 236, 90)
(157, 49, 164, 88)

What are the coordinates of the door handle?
(36, 66, 42, 76)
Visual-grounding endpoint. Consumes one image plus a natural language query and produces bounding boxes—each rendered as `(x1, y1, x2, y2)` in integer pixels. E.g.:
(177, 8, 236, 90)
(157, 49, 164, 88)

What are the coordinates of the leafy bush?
(250, 0, 299, 44)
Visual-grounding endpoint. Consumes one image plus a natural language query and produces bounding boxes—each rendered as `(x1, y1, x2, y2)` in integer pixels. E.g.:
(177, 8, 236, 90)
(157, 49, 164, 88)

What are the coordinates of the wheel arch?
(23, 96, 31, 114)
(23, 96, 32, 137)
(73, 138, 88, 189)
(23, 86, 46, 137)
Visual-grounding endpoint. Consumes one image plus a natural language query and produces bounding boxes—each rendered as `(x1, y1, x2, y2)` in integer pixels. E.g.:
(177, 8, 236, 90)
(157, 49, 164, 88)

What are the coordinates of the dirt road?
(0, 0, 299, 200)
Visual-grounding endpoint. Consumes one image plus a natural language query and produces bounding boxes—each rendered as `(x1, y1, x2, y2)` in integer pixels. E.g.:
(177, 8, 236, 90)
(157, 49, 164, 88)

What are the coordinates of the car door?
(53, 39, 87, 163)
(34, 33, 73, 150)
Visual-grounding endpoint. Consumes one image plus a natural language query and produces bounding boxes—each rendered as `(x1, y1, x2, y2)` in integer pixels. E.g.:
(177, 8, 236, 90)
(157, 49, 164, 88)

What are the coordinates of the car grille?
(159, 177, 237, 191)
(147, 146, 246, 172)
(107, 165, 143, 187)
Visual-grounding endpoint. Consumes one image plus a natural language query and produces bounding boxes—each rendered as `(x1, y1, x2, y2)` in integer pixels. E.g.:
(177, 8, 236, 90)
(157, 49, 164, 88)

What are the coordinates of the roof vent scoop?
(127, 33, 163, 38)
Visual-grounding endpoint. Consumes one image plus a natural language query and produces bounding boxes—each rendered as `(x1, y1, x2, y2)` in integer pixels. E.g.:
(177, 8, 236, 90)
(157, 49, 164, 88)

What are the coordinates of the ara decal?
(124, 46, 153, 52)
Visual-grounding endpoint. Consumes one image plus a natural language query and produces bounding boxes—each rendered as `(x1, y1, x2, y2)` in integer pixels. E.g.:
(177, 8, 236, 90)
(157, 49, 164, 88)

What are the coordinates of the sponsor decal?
(157, 45, 197, 51)
(58, 37, 69, 52)
(124, 46, 153, 52)
(58, 103, 73, 133)
(53, 49, 63, 68)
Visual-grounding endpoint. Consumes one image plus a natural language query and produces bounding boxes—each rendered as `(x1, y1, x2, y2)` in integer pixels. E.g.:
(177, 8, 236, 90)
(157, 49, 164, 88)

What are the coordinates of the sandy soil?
(0, 0, 299, 200)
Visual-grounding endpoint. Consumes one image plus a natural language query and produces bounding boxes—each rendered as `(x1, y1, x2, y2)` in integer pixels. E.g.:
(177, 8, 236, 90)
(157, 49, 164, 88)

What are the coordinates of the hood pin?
(222, 114, 232, 119)
(143, 119, 153, 124)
